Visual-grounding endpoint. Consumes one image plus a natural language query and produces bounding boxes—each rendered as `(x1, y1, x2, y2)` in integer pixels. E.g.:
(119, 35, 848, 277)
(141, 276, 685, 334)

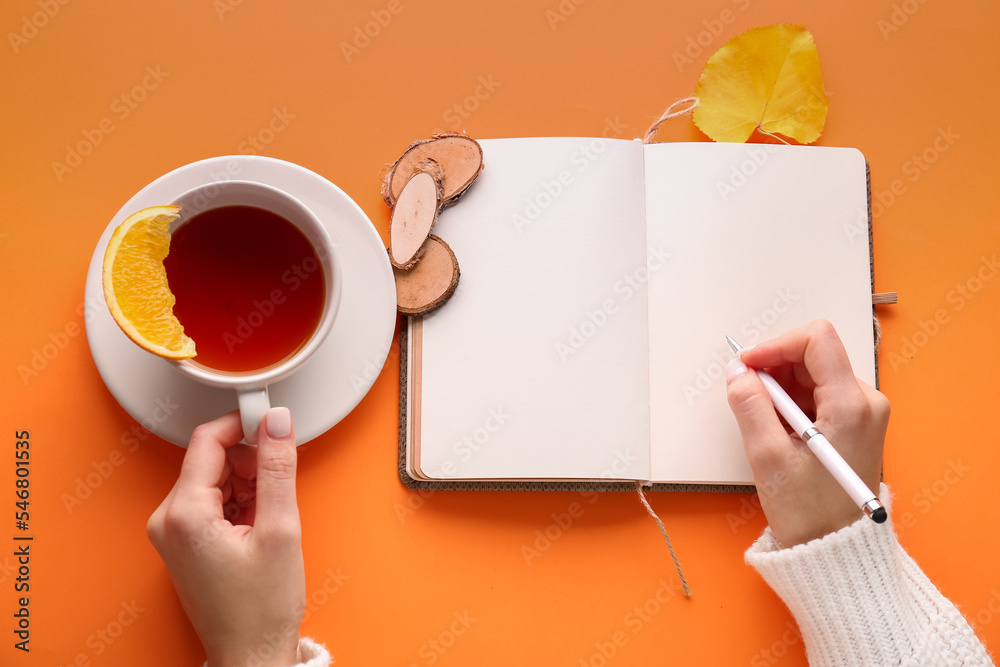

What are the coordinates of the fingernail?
(265, 407, 291, 439)
(726, 358, 749, 384)
(736, 343, 756, 356)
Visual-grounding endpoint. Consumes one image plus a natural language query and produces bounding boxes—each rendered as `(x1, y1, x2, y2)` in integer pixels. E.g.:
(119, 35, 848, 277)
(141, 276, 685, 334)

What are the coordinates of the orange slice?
(102, 205, 196, 359)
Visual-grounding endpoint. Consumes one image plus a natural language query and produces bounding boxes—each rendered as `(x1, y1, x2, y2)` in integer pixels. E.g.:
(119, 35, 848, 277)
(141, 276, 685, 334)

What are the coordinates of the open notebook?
(400, 138, 876, 490)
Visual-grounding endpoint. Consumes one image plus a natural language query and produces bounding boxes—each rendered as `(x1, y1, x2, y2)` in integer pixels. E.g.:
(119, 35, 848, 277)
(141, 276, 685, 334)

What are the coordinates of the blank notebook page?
(417, 138, 651, 480)
(644, 142, 875, 484)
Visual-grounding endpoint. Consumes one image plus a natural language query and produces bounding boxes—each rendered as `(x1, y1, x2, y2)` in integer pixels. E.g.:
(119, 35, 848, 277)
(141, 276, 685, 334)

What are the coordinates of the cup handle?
(237, 386, 270, 445)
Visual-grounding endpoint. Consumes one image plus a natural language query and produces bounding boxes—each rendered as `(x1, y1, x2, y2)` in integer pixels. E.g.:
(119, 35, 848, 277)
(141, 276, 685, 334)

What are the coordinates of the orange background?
(2, 0, 999, 665)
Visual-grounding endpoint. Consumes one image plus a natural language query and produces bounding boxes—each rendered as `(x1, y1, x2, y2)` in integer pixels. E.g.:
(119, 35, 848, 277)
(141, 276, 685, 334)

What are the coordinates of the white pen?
(726, 336, 887, 523)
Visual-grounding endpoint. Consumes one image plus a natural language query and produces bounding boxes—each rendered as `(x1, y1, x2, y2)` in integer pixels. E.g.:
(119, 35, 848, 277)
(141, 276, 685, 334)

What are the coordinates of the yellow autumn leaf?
(693, 24, 828, 144)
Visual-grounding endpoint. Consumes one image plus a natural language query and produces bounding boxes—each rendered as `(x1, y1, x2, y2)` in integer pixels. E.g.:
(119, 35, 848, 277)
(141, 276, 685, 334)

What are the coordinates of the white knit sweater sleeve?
(290, 638, 332, 667)
(200, 637, 331, 667)
(745, 485, 993, 666)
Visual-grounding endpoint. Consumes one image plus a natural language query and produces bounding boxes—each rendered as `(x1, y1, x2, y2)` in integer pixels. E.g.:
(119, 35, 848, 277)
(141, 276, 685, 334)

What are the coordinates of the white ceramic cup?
(168, 180, 341, 444)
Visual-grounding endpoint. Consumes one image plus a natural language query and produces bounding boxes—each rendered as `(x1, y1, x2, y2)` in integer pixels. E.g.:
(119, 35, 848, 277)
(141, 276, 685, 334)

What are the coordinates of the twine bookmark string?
(637, 95, 699, 598)
(642, 96, 795, 146)
(634, 481, 691, 596)
(642, 97, 700, 144)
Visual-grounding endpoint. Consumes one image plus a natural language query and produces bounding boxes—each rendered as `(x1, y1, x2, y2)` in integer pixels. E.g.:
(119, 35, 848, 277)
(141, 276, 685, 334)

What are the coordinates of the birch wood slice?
(388, 167, 443, 269)
(393, 235, 460, 315)
(382, 133, 484, 209)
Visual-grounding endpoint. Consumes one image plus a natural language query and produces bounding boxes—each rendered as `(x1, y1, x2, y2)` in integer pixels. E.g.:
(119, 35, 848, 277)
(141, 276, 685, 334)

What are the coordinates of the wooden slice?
(382, 133, 484, 209)
(393, 235, 460, 315)
(388, 163, 444, 269)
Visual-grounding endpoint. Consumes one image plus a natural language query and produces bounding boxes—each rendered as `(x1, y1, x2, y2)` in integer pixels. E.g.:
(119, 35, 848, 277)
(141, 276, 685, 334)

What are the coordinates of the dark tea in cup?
(165, 179, 341, 444)
(164, 204, 327, 373)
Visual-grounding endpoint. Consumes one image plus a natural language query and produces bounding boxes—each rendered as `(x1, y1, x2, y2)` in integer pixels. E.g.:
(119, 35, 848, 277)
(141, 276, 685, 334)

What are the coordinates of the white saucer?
(84, 156, 397, 447)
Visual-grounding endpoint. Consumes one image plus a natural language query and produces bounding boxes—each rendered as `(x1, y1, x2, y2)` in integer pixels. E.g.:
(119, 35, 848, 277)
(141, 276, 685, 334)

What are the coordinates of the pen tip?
(726, 336, 742, 355)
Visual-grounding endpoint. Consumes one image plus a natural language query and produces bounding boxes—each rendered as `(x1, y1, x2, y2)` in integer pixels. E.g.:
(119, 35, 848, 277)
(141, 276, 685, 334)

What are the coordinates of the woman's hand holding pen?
(725, 320, 890, 547)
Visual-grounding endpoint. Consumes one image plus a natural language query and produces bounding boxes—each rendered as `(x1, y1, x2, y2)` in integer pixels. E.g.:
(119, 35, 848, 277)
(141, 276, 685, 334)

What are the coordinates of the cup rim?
(166, 179, 342, 389)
